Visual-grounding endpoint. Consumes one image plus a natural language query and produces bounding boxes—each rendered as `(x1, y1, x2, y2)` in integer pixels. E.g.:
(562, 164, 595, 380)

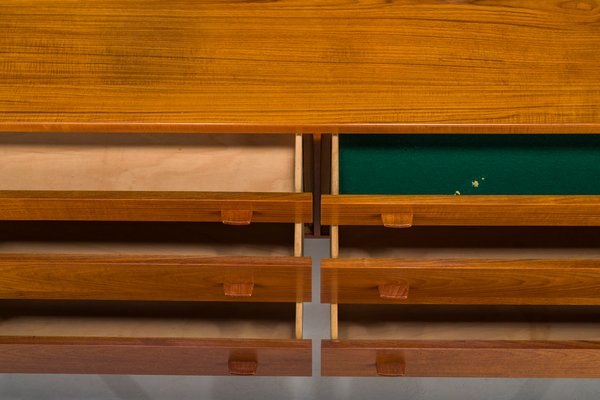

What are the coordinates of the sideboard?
(1, 0, 600, 377)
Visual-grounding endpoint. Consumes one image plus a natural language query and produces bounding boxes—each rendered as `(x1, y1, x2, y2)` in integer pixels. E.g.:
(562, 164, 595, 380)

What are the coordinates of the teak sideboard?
(1, 0, 600, 378)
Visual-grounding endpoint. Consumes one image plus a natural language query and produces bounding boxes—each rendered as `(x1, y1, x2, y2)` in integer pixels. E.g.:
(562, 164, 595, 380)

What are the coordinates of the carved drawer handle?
(228, 360, 258, 376)
(381, 213, 413, 229)
(221, 209, 253, 225)
(376, 359, 405, 377)
(378, 282, 409, 300)
(223, 282, 254, 297)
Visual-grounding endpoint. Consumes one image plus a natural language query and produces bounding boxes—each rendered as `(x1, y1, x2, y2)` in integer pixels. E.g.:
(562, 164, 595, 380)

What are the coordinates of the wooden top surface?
(1, 0, 599, 134)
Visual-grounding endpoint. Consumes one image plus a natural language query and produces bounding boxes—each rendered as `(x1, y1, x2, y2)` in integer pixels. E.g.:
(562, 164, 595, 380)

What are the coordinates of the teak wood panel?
(0, 191, 312, 223)
(322, 195, 600, 226)
(321, 258, 600, 305)
(321, 340, 600, 377)
(0, 133, 296, 192)
(1, 1, 600, 133)
(0, 337, 311, 376)
(0, 254, 311, 302)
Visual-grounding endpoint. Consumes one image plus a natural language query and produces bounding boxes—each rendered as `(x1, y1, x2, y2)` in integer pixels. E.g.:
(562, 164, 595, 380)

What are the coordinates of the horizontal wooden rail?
(0, 337, 311, 376)
(322, 258, 600, 305)
(0, 191, 312, 223)
(322, 340, 600, 378)
(0, 254, 311, 302)
(322, 195, 600, 227)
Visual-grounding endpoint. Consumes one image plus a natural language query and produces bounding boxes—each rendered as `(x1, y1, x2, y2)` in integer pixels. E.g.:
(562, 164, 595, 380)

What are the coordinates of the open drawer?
(0, 133, 311, 224)
(0, 220, 311, 303)
(322, 304, 600, 377)
(323, 226, 600, 306)
(322, 226, 600, 377)
(0, 220, 311, 375)
(0, 300, 311, 376)
(322, 134, 600, 227)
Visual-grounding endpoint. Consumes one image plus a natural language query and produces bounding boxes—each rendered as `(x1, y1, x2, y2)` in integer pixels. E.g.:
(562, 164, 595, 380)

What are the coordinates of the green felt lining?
(339, 135, 600, 195)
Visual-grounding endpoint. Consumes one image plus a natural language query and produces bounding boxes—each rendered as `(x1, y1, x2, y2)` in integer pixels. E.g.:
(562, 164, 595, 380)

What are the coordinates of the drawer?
(0, 133, 311, 224)
(322, 305, 600, 377)
(323, 226, 600, 305)
(323, 134, 600, 227)
(0, 300, 311, 376)
(0, 221, 310, 303)
(0, 220, 311, 375)
(323, 226, 600, 377)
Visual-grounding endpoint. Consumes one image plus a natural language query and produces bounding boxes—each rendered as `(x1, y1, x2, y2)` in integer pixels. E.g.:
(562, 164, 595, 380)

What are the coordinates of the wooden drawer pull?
(376, 359, 405, 377)
(378, 282, 409, 300)
(381, 212, 413, 229)
(228, 360, 258, 376)
(223, 282, 254, 297)
(221, 209, 253, 225)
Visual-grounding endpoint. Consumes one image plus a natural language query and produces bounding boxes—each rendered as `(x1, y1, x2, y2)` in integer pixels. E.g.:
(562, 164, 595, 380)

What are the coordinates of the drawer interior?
(338, 134, 600, 195)
(0, 133, 296, 192)
(0, 221, 295, 256)
(338, 304, 600, 341)
(0, 300, 295, 339)
(338, 226, 600, 259)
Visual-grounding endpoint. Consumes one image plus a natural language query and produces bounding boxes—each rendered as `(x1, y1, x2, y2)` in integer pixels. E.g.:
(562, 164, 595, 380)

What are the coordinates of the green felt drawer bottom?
(339, 135, 600, 195)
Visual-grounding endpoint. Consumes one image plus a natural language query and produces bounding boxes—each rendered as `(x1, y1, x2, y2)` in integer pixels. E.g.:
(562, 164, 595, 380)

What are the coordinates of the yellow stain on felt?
(472, 180, 480, 188)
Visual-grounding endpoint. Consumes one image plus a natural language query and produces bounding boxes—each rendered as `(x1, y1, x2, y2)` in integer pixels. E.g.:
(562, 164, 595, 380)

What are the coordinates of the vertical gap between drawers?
(295, 133, 304, 339)
(330, 133, 339, 339)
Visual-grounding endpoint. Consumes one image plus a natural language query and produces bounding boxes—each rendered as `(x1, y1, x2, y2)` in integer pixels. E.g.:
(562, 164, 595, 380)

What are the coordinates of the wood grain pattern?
(322, 258, 600, 305)
(321, 340, 600, 377)
(1, 1, 599, 133)
(0, 254, 311, 302)
(0, 133, 296, 192)
(0, 191, 312, 223)
(322, 195, 600, 226)
(0, 337, 311, 376)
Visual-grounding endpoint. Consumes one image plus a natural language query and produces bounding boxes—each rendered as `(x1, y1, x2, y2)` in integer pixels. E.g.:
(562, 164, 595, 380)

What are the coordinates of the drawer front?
(0, 191, 312, 224)
(321, 258, 600, 305)
(0, 254, 311, 302)
(322, 340, 600, 378)
(0, 337, 311, 376)
(322, 194, 600, 227)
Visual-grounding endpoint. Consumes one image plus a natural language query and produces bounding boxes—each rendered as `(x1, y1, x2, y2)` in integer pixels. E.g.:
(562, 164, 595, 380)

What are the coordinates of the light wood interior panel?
(0, 133, 295, 192)
(339, 305, 600, 341)
(0, 221, 294, 256)
(0, 300, 295, 339)
(339, 226, 600, 259)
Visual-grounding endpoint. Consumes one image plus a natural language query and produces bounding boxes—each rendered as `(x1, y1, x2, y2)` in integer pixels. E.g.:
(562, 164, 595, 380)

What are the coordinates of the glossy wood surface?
(321, 340, 600, 377)
(0, 191, 312, 223)
(322, 258, 600, 305)
(322, 195, 600, 226)
(0, 254, 310, 302)
(1, 1, 599, 133)
(0, 337, 311, 375)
